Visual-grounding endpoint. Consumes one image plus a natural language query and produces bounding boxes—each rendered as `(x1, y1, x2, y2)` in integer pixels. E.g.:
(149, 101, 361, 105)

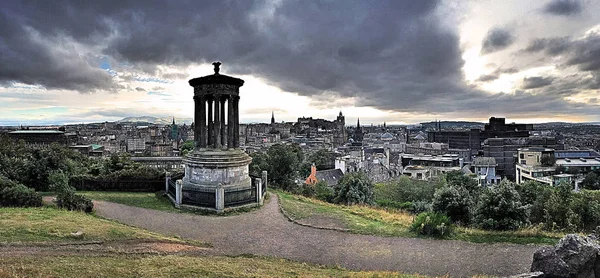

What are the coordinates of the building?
(8, 130, 70, 146)
(399, 153, 462, 181)
(483, 136, 562, 180)
(428, 117, 533, 156)
(305, 164, 344, 187)
(515, 148, 600, 187)
(472, 157, 500, 186)
(332, 111, 347, 147)
(131, 156, 185, 170)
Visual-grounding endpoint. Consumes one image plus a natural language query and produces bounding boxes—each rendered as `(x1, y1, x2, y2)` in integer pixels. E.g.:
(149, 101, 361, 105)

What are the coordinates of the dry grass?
(0, 254, 433, 278)
(0, 206, 180, 243)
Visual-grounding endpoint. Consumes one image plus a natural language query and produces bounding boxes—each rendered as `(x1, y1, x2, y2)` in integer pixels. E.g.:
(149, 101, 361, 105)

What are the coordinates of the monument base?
(167, 148, 264, 213)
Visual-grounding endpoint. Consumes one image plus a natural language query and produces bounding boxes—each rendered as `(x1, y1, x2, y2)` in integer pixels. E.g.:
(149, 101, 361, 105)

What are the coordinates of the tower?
(271, 111, 275, 124)
(171, 116, 178, 141)
(354, 118, 363, 142)
(333, 111, 346, 146)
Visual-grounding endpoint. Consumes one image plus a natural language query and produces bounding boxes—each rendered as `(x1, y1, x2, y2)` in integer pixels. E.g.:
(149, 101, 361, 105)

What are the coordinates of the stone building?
(8, 130, 70, 146)
(332, 111, 346, 147)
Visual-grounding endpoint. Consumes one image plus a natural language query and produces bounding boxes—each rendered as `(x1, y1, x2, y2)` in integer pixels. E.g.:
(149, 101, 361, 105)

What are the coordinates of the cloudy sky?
(1, 0, 600, 126)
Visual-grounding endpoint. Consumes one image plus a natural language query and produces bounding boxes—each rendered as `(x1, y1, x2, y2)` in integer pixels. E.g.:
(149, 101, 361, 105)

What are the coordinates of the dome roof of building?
(381, 132, 394, 140)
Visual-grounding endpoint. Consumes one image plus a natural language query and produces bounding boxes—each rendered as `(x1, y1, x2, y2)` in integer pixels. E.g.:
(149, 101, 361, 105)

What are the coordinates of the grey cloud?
(476, 67, 519, 82)
(2, 0, 600, 120)
(481, 28, 515, 54)
(543, 0, 582, 16)
(522, 76, 555, 89)
(0, 6, 116, 92)
(135, 87, 146, 92)
(524, 37, 571, 55)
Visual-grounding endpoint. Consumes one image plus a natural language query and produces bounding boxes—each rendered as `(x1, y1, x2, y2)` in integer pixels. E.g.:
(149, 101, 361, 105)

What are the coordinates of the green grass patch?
(0, 206, 181, 243)
(79, 191, 179, 212)
(0, 254, 428, 278)
(277, 191, 562, 245)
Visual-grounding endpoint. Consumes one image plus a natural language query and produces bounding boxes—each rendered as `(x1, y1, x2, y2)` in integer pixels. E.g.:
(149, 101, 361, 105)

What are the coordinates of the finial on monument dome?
(212, 61, 222, 75)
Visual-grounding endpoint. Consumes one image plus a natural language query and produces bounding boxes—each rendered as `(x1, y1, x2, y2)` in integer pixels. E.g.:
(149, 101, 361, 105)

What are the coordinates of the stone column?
(193, 96, 199, 146)
(175, 180, 182, 207)
(213, 95, 221, 149)
(233, 96, 240, 147)
(256, 179, 263, 205)
(220, 97, 226, 148)
(165, 172, 171, 192)
(199, 96, 207, 148)
(207, 97, 213, 147)
(261, 170, 268, 192)
(215, 184, 224, 213)
(227, 96, 234, 148)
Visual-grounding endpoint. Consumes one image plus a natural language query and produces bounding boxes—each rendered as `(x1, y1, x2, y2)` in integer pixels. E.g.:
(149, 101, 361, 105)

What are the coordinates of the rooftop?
(9, 130, 64, 134)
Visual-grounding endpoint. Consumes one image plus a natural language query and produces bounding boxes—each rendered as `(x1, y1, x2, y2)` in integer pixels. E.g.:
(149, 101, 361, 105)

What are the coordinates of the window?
(520, 153, 524, 159)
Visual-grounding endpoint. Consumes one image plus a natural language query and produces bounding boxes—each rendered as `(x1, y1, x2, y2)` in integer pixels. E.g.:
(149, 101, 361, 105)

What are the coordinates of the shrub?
(374, 176, 440, 203)
(473, 180, 529, 231)
(410, 212, 453, 238)
(56, 192, 94, 213)
(301, 183, 316, 197)
(411, 201, 433, 214)
(333, 172, 374, 205)
(0, 183, 43, 207)
(314, 181, 335, 203)
(0, 175, 42, 207)
(432, 186, 472, 224)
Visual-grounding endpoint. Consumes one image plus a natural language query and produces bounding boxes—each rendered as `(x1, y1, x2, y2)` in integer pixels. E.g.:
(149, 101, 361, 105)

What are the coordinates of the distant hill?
(118, 116, 193, 125)
(419, 121, 485, 129)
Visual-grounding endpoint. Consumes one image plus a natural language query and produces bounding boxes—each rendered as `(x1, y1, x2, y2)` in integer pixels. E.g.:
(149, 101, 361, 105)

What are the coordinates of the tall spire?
(172, 116, 175, 125)
(357, 117, 360, 128)
(271, 111, 275, 124)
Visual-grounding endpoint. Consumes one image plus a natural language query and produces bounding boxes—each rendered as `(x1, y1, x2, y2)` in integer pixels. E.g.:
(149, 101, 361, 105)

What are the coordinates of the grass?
(277, 191, 562, 245)
(77, 191, 268, 216)
(0, 206, 182, 243)
(0, 254, 431, 278)
(79, 191, 179, 213)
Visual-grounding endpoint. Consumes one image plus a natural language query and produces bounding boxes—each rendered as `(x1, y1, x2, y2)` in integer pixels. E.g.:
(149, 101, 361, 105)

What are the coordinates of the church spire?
(357, 117, 360, 128)
(271, 111, 275, 124)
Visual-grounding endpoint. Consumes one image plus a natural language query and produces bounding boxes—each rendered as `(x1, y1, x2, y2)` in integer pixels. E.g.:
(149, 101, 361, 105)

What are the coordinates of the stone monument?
(167, 62, 265, 213)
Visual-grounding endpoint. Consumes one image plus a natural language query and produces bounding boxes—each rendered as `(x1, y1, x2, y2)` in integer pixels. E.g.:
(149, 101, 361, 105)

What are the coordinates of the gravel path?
(93, 195, 542, 277)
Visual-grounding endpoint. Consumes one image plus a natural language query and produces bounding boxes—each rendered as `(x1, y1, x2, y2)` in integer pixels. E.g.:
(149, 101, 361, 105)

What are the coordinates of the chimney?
(311, 163, 317, 176)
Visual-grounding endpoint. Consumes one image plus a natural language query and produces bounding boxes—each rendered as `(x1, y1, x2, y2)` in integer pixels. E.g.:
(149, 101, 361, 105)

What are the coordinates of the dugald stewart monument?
(167, 62, 265, 213)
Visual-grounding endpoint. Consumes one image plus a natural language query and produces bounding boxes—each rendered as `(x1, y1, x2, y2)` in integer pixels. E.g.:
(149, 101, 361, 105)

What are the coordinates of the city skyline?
(2, 0, 600, 126)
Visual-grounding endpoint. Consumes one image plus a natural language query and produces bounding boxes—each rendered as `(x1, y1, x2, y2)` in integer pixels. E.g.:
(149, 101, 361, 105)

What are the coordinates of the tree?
(265, 144, 303, 191)
(581, 172, 600, 190)
(300, 149, 335, 177)
(249, 152, 270, 177)
(432, 186, 472, 224)
(180, 141, 195, 156)
(333, 171, 374, 205)
(473, 180, 529, 231)
(540, 155, 556, 167)
(445, 170, 479, 194)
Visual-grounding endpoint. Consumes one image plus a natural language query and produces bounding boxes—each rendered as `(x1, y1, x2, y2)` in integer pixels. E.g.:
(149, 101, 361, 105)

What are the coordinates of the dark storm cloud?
(543, 0, 582, 16)
(522, 76, 554, 89)
(524, 37, 571, 55)
(476, 67, 519, 82)
(1, 0, 598, 119)
(481, 28, 515, 54)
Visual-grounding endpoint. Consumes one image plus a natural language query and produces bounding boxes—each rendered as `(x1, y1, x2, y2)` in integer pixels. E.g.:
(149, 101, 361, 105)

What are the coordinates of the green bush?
(0, 175, 42, 207)
(301, 183, 316, 197)
(333, 172, 374, 205)
(375, 200, 414, 210)
(410, 212, 453, 238)
(411, 201, 433, 214)
(374, 176, 441, 203)
(56, 192, 94, 213)
(432, 186, 472, 224)
(314, 181, 335, 203)
(473, 180, 529, 231)
(0, 183, 43, 207)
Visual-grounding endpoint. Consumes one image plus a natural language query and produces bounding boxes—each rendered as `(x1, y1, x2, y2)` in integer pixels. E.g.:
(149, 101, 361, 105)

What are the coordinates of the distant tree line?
(0, 135, 166, 211)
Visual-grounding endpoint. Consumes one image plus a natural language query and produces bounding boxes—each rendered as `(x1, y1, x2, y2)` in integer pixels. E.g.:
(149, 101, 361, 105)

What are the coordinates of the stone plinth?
(183, 149, 252, 189)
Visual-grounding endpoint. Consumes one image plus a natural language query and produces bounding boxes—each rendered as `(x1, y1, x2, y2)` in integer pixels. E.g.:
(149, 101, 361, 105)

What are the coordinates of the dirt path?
(0, 239, 207, 258)
(88, 194, 543, 277)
